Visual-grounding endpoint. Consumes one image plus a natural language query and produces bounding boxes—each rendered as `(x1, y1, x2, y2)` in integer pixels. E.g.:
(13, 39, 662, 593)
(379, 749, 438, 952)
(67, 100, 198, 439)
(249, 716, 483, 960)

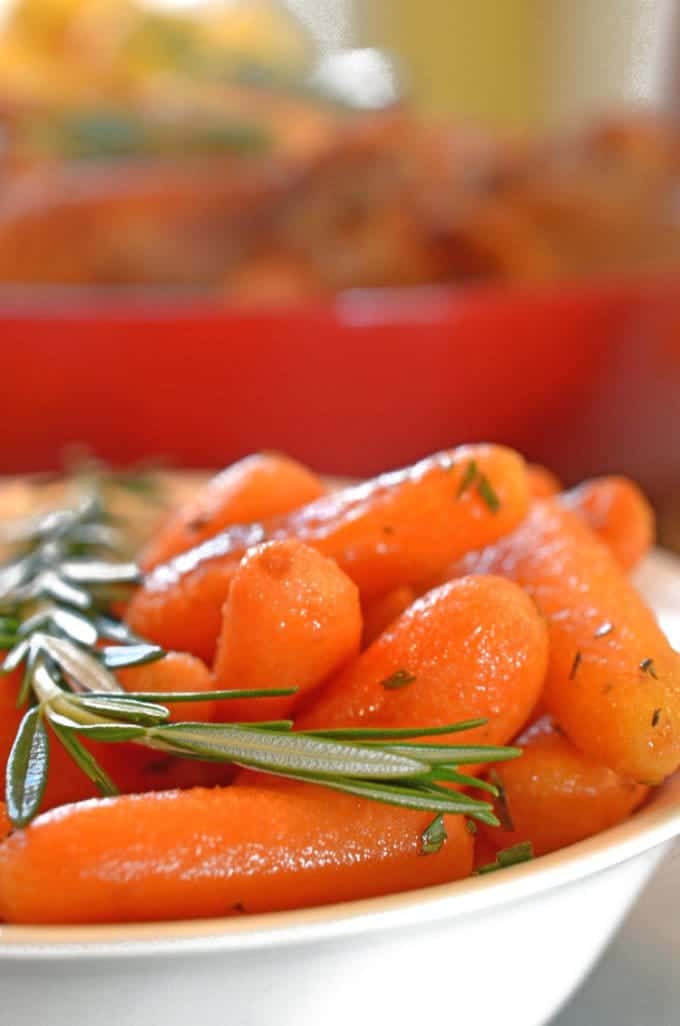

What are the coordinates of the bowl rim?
(1, 549, 679, 959)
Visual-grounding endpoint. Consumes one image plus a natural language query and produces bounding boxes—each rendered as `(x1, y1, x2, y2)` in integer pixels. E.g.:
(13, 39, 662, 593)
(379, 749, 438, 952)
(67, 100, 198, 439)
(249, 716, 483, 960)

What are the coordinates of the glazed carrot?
(528, 464, 562, 499)
(127, 445, 530, 660)
(561, 476, 655, 571)
(453, 500, 680, 782)
(213, 540, 362, 721)
(297, 575, 548, 752)
(361, 586, 416, 648)
(141, 453, 325, 570)
(480, 716, 648, 856)
(0, 670, 24, 794)
(118, 651, 217, 723)
(0, 781, 474, 924)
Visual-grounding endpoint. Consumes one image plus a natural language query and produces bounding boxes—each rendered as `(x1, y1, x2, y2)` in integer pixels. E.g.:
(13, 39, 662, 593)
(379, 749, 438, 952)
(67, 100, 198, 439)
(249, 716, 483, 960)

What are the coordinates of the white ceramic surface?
(1, 550, 679, 1026)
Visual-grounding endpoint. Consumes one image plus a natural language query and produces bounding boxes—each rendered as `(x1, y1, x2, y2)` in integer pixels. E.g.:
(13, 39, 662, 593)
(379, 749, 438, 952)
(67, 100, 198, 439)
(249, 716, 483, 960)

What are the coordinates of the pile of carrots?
(1, 445, 677, 926)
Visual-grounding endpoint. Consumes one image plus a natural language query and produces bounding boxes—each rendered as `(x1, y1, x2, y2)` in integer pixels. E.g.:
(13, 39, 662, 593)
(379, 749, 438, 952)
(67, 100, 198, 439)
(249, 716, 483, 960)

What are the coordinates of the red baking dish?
(1, 274, 679, 484)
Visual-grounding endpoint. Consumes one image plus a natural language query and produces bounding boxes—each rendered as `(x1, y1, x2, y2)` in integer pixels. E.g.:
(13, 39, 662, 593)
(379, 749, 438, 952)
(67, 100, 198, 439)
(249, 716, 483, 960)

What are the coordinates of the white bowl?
(1, 550, 679, 1026)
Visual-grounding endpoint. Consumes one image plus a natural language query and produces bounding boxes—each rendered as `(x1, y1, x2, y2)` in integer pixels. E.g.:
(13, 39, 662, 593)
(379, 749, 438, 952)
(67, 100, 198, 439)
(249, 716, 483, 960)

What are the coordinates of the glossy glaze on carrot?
(126, 445, 530, 660)
(142, 453, 325, 570)
(561, 475, 655, 571)
(297, 575, 548, 752)
(0, 782, 473, 924)
(480, 716, 648, 856)
(452, 500, 680, 782)
(213, 540, 362, 721)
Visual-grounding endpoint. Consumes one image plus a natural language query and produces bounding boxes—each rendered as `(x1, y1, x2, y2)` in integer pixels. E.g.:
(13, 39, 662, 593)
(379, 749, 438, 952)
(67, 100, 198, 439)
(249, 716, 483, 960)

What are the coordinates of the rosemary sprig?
(0, 484, 522, 830)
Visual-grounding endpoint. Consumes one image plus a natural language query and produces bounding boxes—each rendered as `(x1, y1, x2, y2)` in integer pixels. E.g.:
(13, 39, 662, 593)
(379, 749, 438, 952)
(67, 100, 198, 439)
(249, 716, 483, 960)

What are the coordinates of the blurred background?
(0, 0, 678, 554)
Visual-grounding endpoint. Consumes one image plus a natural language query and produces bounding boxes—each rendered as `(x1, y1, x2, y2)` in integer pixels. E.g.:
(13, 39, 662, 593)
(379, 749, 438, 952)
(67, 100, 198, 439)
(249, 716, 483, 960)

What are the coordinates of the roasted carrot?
(361, 586, 416, 648)
(561, 476, 655, 571)
(118, 651, 217, 723)
(126, 445, 530, 660)
(528, 464, 562, 499)
(213, 540, 362, 721)
(480, 716, 648, 856)
(141, 453, 325, 570)
(452, 499, 680, 782)
(297, 575, 548, 752)
(0, 781, 474, 924)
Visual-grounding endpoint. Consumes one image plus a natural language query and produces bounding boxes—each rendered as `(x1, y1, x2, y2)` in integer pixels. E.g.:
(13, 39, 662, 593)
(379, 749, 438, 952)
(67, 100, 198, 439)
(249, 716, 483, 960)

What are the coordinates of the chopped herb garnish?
(466, 819, 478, 835)
(488, 769, 514, 832)
(476, 841, 534, 876)
(640, 658, 659, 679)
(457, 460, 478, 497)
(420, 814, 448, 855)
(652, 708, 662, 727)
(381, 669, 417, 691)
(477, 474, 501, 513)
(594, 622, 614, 639)
(569, 651, 582, 681)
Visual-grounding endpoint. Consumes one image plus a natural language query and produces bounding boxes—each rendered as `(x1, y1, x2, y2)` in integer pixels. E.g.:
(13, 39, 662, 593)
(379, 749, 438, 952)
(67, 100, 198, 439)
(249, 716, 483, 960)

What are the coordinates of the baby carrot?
(213, 540, 362, 721)
(561, 476, 655, 571)
(126, 445, 530, 660)
(297, 575, 548, 751)
(480, 716, 648, 856)
(454, 499, 680, 782)
(528, 464, 562, 499)
(361, 586, 417, 648)
(118, 651, 217, 723)
(0, 782, 474, 924)
(142, 453, 325, 570)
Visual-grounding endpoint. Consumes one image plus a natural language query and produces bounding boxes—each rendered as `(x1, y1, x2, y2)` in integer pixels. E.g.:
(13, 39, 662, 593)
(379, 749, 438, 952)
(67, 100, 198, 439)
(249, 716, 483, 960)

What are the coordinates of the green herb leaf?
(420, 814, 448, 855)
(50, 719, 119, 797)
(477, 474, 501, 513)
(380, 669, 417, 691)
(488, 769, 514, 831)
(100, 643, 165, 670)
(476, 841, 534, 875)
(68, 694, 170, 725)
(377, 743, 522, 766)
(5, 707, 49, 827)
(305, 720, 488, 741)
(640, 658, 659, 679)
(569, 651, 582, 681)
(457, 460, 478, 497)
(99, 686, 298, 703)
(149, 723, 432, 779)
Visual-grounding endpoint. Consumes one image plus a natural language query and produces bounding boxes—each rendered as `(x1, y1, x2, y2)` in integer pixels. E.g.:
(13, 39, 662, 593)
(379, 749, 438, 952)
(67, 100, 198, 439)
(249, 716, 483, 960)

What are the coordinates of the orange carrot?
(142, 453, 325, 570)
(297, 575, 548, 753)
(127, 445, 530, 661)
(0, 802, 9, 842)
(480, 716, 648, 856)
(361, 586, 416, 648)
(528, 464, 562, 498)
(0, 671, 24, 795)
(0, 781, 473, 924)
(118, 651, 217, 723)
(561, 476, 655, 571)
(213, 540, 361, 721)
(452, 499, 680, 782)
